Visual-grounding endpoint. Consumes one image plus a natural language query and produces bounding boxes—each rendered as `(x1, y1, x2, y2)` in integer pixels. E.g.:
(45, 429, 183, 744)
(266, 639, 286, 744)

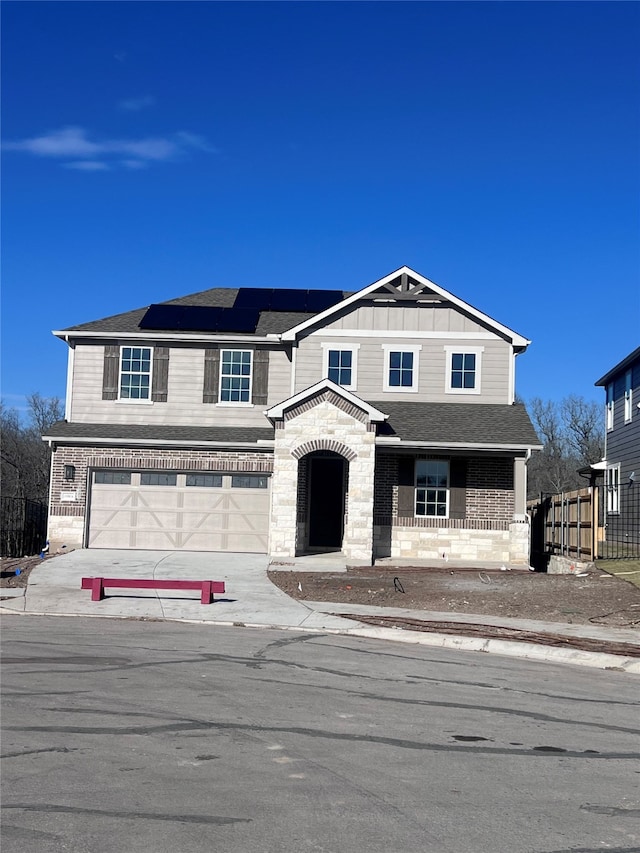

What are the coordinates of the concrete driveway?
(1, 549, 355, 630)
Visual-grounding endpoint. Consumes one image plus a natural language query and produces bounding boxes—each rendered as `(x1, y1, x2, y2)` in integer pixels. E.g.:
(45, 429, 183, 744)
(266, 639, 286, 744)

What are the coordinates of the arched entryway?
(299, 450, 349, 551)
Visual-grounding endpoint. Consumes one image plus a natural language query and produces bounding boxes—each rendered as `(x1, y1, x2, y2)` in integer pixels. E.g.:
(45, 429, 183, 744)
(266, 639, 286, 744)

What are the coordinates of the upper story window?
(415, 460, 449, 517)
(624, 370, 633, 422)
(220, 350, 252, 403)
(322, 344, 359, 390)
(445, 346, 483, 395)
(383, 345, 421, 392)
(120, 347, 152, 400)
(606, 382, 614, 430)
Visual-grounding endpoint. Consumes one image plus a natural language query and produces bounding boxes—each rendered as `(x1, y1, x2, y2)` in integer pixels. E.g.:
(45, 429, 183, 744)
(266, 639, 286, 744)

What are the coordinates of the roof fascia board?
(42, 436, 272, 449)
(595, 346, 640, 386)
(266, 378, 388, 421)
(375, 438, 543, 451)
(281, 265, 531, 348)
(53, 330, 275, 345)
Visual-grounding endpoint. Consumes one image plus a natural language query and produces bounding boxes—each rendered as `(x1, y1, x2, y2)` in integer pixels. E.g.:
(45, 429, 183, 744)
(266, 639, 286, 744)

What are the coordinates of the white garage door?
(88, 471, 270, 552)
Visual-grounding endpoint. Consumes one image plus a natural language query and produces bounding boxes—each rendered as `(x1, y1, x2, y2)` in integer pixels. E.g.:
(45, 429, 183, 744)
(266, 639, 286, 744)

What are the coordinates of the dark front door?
(308, 457, 345, 548)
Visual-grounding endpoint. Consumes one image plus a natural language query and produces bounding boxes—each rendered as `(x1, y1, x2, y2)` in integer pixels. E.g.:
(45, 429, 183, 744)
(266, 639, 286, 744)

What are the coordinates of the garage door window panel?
(94, 472, 132, 485)
(231, 474, 268, 489)
(186, 474, 223, 488)
(140, 472, 177, 486)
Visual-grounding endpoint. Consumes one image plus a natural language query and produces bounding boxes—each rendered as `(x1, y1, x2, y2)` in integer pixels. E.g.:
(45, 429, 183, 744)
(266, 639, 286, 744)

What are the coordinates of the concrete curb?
(2, 606, 638, 674)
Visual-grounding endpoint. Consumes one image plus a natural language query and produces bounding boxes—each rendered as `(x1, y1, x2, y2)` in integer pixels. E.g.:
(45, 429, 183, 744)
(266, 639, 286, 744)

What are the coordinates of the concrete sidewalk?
(2, 550, 639, 673)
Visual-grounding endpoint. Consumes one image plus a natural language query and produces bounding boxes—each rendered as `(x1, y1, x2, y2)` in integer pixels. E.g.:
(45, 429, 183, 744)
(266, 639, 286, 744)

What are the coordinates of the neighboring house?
(595, 346, 640, 546)
(43, 266, 541, 565)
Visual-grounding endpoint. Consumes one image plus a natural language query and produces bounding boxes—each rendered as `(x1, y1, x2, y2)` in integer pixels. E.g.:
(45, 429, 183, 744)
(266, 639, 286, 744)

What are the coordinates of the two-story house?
(595, 346, 640, 548)
(43, 266, 541, 565)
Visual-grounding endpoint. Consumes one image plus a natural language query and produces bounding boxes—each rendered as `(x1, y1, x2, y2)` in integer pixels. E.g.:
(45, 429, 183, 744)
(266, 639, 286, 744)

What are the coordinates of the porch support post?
(513, 456, 527, 518)
(268, 424, 299, 559)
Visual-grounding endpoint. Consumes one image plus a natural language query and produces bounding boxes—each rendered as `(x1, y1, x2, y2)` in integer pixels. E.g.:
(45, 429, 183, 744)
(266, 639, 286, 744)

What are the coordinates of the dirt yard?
(0, 553, 61, 590)
(268, 566, 640, 628)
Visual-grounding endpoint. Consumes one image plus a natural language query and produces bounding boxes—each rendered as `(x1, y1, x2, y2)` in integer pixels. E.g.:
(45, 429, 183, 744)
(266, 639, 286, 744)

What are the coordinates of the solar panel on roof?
(139, 304, 260, 333)
(233, 287, 344, 313)
(305, 290, 344, 312)
(215, 308, 260, 332)
(233, 288, 274, 310)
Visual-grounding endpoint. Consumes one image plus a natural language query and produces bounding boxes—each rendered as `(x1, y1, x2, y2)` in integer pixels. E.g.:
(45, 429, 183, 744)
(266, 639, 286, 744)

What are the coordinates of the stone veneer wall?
(270, 395, 377, 563)
(373, 452, 528, 564)
(47, 445, 273, 548)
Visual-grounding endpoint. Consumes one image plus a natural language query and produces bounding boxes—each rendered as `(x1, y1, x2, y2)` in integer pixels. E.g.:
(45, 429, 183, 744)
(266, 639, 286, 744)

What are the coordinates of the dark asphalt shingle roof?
(62, 288, 350, 336)
(43, 422, 275, 445)
(45, 404, 541, 449)
(368, 402, 541, 447)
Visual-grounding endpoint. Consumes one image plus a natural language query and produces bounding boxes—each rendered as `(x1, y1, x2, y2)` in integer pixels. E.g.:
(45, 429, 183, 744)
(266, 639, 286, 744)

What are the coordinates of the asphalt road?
(2, 617, 639, 853)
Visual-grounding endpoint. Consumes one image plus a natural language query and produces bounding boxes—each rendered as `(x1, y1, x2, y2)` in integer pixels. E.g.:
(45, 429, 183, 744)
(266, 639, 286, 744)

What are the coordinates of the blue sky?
(2, 1, 639, 417)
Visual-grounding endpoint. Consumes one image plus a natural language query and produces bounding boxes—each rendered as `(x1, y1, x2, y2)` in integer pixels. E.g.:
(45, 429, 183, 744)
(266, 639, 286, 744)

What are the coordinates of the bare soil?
(268, 566, 640, 629)
(0, 554, 59, 590)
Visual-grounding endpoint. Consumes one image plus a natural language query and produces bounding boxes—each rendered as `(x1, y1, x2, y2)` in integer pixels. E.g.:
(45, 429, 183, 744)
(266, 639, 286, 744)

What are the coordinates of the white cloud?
(3, 126, 214, 171)
(4, 127, 101, 158)
(63, 161, 110, 171)
(118, 95, 156, 111)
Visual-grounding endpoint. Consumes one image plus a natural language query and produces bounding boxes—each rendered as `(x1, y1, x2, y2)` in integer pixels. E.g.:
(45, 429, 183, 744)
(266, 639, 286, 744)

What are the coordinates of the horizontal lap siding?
(296, 335, 511, 403)
(70, 344, 290, 426)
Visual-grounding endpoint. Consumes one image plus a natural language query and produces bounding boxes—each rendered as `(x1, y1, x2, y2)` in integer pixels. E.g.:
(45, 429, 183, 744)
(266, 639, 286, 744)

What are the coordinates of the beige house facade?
(44, 266, 541, 565)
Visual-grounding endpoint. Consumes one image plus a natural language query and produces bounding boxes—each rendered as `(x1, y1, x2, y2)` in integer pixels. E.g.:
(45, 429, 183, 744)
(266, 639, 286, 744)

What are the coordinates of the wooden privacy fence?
(528, 487, 599, 563)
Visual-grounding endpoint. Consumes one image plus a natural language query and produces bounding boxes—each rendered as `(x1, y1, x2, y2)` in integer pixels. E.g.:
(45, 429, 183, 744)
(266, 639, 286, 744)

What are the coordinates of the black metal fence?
(596, 482, 640, 559)
(0, 497, 48, 557)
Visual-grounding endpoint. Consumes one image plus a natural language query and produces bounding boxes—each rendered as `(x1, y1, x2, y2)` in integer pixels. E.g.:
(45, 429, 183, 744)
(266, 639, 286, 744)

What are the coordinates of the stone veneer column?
(269, 399, 376, 564)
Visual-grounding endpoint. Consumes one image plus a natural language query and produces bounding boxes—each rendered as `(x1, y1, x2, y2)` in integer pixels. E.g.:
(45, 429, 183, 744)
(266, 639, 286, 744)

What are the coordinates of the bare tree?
(526, 395, 604, 498)
(561, 395, 605, 464)
(1, 394, 63, 502)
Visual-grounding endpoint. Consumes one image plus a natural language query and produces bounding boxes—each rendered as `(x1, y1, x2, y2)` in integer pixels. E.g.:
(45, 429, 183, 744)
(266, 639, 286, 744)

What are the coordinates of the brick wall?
(373, 452, 515, 524)
(49, 444, 274, 516)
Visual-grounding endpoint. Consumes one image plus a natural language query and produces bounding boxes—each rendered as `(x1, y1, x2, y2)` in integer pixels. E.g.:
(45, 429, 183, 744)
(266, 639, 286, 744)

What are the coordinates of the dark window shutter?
(449, 458, 467, 519)
(397, 456, 415, 518)
(252, 349, 270, 406)
(102, 345, 120, 400)
(151, 347, 169, 402)
(203, 348, 220, 404)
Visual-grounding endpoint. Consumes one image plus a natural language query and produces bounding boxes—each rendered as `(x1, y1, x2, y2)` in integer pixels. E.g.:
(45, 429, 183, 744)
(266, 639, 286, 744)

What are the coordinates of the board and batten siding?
(606, 356, 640, 481)
(69, 343, 291, 426)
(320, 301, 491, 334)
(295, 334, 512, 404)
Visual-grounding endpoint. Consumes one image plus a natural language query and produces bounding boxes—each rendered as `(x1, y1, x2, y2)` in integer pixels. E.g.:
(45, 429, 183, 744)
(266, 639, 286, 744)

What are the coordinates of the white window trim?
(218, 348, 253, 406)
(606, 382, 614, 430)
(321, 343, 360, 391)
(118, 345, 153, 403)
(444, 345, 484, 395)
(624, 370, 633, 422)
(606, 463, 620, 514)
(415, 459, 450, 518)
(382, 344, 422, 393)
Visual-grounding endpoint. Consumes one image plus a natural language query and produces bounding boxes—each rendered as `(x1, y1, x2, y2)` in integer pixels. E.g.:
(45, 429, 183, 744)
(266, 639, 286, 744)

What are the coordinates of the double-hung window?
(220, 350, 252, 403)
(445, 347, 483, 394)
(120, 347, 152, 400)
(624, 370, 633, 422)
(322, 344, 359, 390)
(415, 460, 449, 517)
(606, 382, 614, 430)
(383, 345, 421, 392)
(606, 465, 620, 514)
